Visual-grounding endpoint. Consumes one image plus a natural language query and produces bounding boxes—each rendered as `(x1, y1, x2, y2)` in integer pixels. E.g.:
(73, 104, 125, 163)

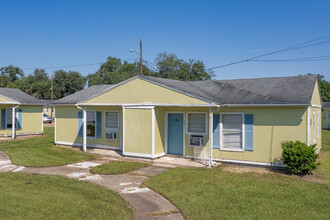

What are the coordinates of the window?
(187, 113, 206, 134)
(105, 111, 119, 130)
(87, 111, 96, 138)
(6, 109, 12, 129)
(317, 111, 320, 138)
(221, 114, 243, 150)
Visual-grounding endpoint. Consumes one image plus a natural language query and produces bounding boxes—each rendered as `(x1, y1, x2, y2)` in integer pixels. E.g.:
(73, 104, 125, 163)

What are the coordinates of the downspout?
(209, 105, 220, 167)
(76, 104, 87, 151)
(12, 104, 20, 139)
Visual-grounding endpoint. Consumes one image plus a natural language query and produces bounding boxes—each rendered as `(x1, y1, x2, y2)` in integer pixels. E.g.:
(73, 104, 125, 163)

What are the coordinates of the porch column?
(83, 107, 87, 151)
(209, 108, 213, 167)
(12, 106, 16, 139)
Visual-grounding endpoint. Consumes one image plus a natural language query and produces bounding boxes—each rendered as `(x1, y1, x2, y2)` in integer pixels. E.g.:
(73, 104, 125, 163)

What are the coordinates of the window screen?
(188, 113, 206, 134)
(87, 111, 96, 138)
(222, 114, 242, 149)
(105, 112, 119, 130)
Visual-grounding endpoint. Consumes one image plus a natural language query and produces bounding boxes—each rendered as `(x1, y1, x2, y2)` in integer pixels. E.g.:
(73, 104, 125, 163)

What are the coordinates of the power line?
(206, 34, 330, 70)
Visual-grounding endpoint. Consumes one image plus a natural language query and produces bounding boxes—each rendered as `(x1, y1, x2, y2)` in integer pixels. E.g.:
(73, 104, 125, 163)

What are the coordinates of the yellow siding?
(310, 107, 322, 149)
(322, 108, 330, 129)
(212, 107, 307, 164)
(311, 80, 322, 106)
(0, 105, 43, 136)
(84, 78, 209, 105)
(55, 106, 121, 147)
(124, 108, 152, 154)
(154, 107, 165, 155)
(0, 96, 14, 103)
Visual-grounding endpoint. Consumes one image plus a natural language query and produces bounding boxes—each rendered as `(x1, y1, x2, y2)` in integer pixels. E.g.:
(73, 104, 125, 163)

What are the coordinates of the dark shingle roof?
(0, 88, 43, 105)
(54, 75, 318, 105)
(323, 102, 330, 108)
(53, 85, 114, 104)
(140, 75, 318, 105)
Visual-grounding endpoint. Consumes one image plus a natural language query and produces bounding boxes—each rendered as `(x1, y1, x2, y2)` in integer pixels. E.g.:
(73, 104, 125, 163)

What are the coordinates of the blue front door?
(167, 113, 183, 155)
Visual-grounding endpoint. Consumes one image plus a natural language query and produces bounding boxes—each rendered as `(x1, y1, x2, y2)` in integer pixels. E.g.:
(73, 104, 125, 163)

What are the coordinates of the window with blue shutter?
(1, 109, 6, 130)
(244, 114, 254, 151)
(17, 109, 22, 129)
(213, 114, 220, 149)
(78, 111, 83, 137)
(96, 111, 102, 138)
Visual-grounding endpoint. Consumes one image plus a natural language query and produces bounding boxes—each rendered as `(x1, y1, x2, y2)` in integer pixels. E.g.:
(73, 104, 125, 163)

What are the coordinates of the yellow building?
(0, 88, 43, 138)
(322, 102, 330, 129)
(54, 75, 322, 166)
(42, 99, 55, 118)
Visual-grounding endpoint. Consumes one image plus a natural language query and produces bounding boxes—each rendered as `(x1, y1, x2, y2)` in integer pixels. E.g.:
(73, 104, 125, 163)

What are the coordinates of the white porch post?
(209, 107, 213, 167)
(83, 107, 87, 151)
(12, 105, 16, 139)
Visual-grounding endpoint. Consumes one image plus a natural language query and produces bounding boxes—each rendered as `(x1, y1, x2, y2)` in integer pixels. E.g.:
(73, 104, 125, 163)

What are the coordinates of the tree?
(53, 70, 86, 99)
(154, 52, 214, 81)
(0, 65, 24, 87)
(307, 73, 330, 102)
(88, 57, 154, 86)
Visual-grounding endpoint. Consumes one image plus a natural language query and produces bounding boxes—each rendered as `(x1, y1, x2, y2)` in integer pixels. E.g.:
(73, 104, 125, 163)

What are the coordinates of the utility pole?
(51, 75, 53, 119)
(140, 38, 143, 75)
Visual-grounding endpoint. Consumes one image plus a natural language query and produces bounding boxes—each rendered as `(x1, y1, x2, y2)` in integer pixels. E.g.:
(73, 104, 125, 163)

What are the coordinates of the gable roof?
(54, 84, 114, 104)
(0, 88, 43, 105)
(54, 75, 318, 106)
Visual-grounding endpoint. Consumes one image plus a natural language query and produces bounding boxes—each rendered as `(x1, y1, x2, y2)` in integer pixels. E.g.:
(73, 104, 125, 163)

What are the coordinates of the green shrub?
(281, 141, 319, 175)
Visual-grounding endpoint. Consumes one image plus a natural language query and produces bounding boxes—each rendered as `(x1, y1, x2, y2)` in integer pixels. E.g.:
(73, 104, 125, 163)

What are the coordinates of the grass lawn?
(145, 130, 330, 220)
(91, 160, 150, 175)
(0, 172, 132, 219)
(0, 127, 97, 167)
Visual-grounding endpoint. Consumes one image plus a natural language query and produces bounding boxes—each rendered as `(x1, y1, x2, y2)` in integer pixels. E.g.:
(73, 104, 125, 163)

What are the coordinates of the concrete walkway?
(0, 151, 184, 220)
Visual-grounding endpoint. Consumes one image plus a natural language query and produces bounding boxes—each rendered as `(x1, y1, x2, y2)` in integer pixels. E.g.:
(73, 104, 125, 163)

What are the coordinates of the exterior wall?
(0, 105, 43, 136)
(311, 80, 322, 106)
(0, 96, 14, 103)
(123, 108, 152, 155)
(154, 107, 165, 155)
(322, 108, 330, 129)
(310, 107, 322, 148)
(43, 106, 55, 116)
(213, 107, 307, 164)
(55, 106, 121, 148)
(84, 78, 209, 105)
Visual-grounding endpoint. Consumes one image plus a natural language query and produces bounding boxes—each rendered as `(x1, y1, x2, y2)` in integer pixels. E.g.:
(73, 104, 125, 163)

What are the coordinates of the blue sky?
(0, 0, 329, 80)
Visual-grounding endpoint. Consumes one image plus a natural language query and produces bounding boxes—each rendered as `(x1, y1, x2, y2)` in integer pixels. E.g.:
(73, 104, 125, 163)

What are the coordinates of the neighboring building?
(322, 102, 330, 130)
(42, 99, 55, 117)
(0, 88, 43, 138)
(54, 75, 322, 166)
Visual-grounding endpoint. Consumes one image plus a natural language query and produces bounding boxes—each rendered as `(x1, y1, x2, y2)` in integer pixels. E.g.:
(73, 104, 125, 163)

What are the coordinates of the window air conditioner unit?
(189, 135, 205, 147)
(105, 131, 117, 140)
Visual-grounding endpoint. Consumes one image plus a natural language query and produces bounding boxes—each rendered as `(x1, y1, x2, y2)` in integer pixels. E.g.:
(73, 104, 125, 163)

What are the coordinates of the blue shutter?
(17, 109, 22, 129)
(96, 111, 102, 138)
(1, 109, 6, 130)
(213, 114, 220, 149)
(244, 114, 254, 151)
(78, 111, 83, 137)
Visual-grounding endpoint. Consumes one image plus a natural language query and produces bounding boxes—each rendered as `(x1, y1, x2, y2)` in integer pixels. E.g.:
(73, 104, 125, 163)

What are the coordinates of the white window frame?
(312, 112, 316, 144)
(220, 112, 245, 152)
(317, 111, 320, 138)
(5, 108, 15, 130)
(86, 110, 96, 139)
(186, 112, 208, 135)
(104, 110, 119, 131)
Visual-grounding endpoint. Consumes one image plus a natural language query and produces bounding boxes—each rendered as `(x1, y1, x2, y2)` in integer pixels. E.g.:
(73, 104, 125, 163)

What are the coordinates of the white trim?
(186, 111, 208, 135)
(122, 105, 155, 109)
(104, 110, 119, 131)
(313, 112, 316, 144)
(209, 108, 213, 167)
(11, 106, 15, 139)
(122, 107, 125, 153)
(1, 132, 43, 137)
(79, 103, 218, 107)
(311, 104, 322, 108)
(41, 109, 44, 134)
(317, 111, 320, 138)
(120, 109, 123, 150)
(83, 107, 87, 151)
(0, 93, 19, 104)
(151, 108, 155, 158)
(214, 158, 286, 167)
(220, 112, 245, 151)
(307, 107, 311, 146)
(165, 111, 185, 156)
(54, 141, 121, 150)
(54, 106, 56, 142)
(0, 102, 17, 105)
(224, 104, 309, 107)
(154, 152, 166, 158)
(123, 152, 152, 158)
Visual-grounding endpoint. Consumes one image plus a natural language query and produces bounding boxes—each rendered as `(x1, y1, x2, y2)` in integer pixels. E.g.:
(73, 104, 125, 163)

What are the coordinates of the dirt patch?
(222, 165, 271, 174)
